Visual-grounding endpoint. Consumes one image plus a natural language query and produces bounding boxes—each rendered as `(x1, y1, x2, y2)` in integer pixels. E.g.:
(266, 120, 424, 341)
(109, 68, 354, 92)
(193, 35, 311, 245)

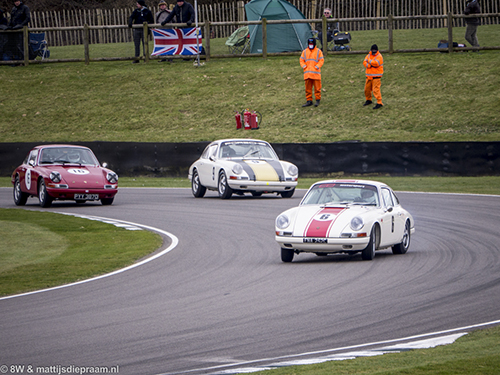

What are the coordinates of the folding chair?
(29, 33, 50, 60)
(225, 26, 250, 54)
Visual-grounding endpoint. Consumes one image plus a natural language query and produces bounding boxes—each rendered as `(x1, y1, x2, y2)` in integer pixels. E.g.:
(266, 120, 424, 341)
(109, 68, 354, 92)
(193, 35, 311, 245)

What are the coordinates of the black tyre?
(281, 248, 294, 262)
(38, 179, 53, 208)
(280, 189, 295, 198)
(13, 176, 28, 206)
(101, 198, 114, 205)
(251, 191, 263, 197)
(218, 171, 233, 199)
(361, 225, 377, 260)
(191, 169, 206, 198)
(392, 220, 411, 255)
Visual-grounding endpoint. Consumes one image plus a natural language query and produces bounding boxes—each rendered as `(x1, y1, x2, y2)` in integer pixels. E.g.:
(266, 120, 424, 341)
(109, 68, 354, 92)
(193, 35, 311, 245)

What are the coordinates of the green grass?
(1, 25, 499, 144)
(0, 208, 162, 296)
(251, 325, 500, 375)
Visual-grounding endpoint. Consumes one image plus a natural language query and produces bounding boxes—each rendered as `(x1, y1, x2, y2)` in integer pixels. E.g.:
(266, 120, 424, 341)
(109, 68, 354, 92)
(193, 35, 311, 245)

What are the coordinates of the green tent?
(245, 0, 312, 53)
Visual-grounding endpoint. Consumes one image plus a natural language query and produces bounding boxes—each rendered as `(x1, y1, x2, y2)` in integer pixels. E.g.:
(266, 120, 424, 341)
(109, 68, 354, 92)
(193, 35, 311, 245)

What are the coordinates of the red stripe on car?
(304, 207, 345, 237)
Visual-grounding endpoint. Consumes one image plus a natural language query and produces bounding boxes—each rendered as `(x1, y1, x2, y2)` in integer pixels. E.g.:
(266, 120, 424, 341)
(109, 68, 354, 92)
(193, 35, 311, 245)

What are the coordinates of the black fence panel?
(1, 141, 499, 178)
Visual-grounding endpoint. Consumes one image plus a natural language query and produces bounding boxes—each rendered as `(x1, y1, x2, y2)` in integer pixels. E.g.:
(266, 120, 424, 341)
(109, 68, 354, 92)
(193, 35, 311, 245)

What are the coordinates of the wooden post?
(322, 16, 327, 53)
(447, 12, 453, 53)
(388, 14, 393, 54)
(376, 0, 381, 30)
(23, 26, 29, 66)
(84, 24, 90, 65)
(97, 9, 103, 43)
(262, 18, 267, 59)
(311, 0, 317, 21)
(443, 0, 448, 27)
(204, 20, 211, 61)
(143, 22, 149, 62)
(237, 1, 245, 23)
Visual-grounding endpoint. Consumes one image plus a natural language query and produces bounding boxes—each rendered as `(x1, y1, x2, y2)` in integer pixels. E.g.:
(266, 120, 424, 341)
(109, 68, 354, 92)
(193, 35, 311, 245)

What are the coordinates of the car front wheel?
(13, 176, 28, 206)
(280, 189, 295, 198)
(281, 248, 294, 262)
(392, 220, 411, 254)
(361, 225, 378, 260)
(101, 198, 114, 205)
(218, 171, 233, 199)
(192, 169, 206, 198)
(38, 179, 53, 208)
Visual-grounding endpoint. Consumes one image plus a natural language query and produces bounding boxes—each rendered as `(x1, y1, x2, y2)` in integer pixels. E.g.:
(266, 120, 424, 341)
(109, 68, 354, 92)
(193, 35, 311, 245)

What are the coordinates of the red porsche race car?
(11, 144, 118, 208)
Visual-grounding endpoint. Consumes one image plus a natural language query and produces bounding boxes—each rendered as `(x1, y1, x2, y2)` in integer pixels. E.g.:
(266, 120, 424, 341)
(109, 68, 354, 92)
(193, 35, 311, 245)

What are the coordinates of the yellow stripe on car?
(245, 160, 279, 181)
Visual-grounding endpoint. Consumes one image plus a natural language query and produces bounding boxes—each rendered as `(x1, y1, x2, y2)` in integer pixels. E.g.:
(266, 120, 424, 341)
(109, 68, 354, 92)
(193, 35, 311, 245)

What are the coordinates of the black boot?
(314, 100, 320, 107)
(373, 104, 383, 110)
(363, 100, 372, 106)
(302, 101, 313, 107)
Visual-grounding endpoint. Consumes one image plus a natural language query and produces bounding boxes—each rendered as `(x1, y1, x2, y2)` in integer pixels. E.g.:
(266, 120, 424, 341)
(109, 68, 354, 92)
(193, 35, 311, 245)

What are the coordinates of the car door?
(379, 187, 398, 247)
(197, 144, 218, 188)
(390, 190, 406, 243)
(21, 150, 39, 195)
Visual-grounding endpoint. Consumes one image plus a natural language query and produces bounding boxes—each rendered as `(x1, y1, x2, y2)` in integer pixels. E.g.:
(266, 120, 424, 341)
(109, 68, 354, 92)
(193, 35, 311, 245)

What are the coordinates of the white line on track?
(160, 320, 500, 375)
(0, 213, 179, 301)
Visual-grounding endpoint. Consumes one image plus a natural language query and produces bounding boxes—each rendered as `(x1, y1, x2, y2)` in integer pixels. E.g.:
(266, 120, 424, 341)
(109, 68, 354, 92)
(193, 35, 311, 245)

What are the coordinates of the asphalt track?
(1, 187, 500, 375)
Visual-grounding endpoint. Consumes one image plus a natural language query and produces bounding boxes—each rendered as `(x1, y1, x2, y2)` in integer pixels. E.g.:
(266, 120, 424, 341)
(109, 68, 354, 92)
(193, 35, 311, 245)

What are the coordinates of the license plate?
(303, 238, 328, 243)
(74, 193, 99, 200)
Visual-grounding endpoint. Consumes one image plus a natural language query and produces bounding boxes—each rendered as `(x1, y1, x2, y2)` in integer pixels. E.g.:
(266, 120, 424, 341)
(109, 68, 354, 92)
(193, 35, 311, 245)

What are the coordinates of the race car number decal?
(25, 169, 32, 190)
(304, 207, 345, 238)
(68, 168, 90, 175)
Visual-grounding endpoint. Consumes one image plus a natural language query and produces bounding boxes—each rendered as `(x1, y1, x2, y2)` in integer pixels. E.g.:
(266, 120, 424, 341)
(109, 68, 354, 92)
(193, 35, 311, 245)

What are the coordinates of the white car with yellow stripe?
(188, 139, 298, 199)
(275, 180, 415, 262)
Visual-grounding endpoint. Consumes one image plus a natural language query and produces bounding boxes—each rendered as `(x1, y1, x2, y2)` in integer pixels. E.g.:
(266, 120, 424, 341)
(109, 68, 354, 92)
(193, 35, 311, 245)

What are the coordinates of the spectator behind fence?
(464, 0, 481, 49)
(8, 0, 30, 60)
(315, 8, 336, 47)
(0, 9, 8, 60)
(156, 0, 174, 62)
(128, 0, 154, 63)
(161, 0, 195, 27)
(156, 0, 173, 24)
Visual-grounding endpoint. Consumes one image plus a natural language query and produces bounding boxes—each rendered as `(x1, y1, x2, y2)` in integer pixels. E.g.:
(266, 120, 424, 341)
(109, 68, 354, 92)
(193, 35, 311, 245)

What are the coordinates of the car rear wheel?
(281, 248, 294, 262)
(191, 169, 206, 198)
(13, 176, 28, 206)
(280, 189, 295, 198)
(392, 220, 411, 254)
(38, 179, 53, 208)
(218, 171, 233, 199)
(101, 198, 114, 205)
(361, 225, 378, 260)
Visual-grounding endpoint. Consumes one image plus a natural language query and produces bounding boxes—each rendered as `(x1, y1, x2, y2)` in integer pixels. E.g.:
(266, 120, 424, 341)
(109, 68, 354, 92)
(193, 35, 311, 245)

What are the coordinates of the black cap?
(308, 38, 316, 47)
(371, 44, 378, 52)
(137, 0, 146, 6)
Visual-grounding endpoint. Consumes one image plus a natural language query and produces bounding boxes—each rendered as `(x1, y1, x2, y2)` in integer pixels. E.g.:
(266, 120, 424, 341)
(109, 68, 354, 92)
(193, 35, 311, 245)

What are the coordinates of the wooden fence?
(11, 0, 500, 47)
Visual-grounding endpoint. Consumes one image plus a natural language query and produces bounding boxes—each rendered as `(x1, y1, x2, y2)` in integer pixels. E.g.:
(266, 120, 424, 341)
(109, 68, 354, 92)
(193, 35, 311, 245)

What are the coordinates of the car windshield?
(39, 147, 99, 166)
(219, 141, 278, 160)
(301, 183, 380, 206)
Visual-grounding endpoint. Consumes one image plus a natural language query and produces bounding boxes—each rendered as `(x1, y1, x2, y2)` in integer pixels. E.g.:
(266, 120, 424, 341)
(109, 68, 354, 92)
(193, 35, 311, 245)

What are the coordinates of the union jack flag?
(151, 27, 203, 56)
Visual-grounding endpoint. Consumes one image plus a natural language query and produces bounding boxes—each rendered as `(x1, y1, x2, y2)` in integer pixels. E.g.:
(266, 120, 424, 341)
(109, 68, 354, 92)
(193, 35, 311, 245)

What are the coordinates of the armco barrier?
(1, 141, 499, 178)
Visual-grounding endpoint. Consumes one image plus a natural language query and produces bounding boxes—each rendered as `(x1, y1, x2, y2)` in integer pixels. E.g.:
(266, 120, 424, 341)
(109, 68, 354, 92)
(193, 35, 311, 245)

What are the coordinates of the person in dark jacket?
(128, 0, 154, 63)
(315, 8, 336, 47)
(0, 9, 9, 60)
(9, 1, 30, 60)
(464, 0, 480, 48)
(161, 0, 195, 26)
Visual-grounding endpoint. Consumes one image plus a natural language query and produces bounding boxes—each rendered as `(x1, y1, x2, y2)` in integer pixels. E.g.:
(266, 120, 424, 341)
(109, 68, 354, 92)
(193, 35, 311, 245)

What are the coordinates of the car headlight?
(50, 171, 61, 183)
(287, 165, 298, 176)
(106, 172, 118, 184)
(350, 216, 364, 231)
(232, 164, 243, 175)
(276, 214, 290, 230)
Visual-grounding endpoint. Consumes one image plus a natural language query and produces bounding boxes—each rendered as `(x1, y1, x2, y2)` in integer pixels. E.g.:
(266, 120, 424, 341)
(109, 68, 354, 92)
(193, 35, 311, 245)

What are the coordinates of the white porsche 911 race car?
(188, 139, 298, 199)
(275, 180, 415, 262)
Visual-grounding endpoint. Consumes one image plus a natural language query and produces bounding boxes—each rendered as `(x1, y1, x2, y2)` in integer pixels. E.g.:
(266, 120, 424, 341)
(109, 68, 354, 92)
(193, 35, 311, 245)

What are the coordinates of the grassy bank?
(0, 208, 162, 297)
(1, 26, 499, 144)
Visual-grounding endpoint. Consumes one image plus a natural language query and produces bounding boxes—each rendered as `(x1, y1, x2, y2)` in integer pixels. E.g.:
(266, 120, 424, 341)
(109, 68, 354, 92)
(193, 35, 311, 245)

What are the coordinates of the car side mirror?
(102, 162, 108, 168)
(29, 160, 35, 167)
(386, 206, 393, 213)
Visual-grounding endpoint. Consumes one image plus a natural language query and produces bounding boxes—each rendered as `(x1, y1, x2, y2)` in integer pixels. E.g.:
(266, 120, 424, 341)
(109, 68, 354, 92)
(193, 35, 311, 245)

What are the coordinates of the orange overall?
(300, 46, 324, 102)
(363, 51, 384, 105)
